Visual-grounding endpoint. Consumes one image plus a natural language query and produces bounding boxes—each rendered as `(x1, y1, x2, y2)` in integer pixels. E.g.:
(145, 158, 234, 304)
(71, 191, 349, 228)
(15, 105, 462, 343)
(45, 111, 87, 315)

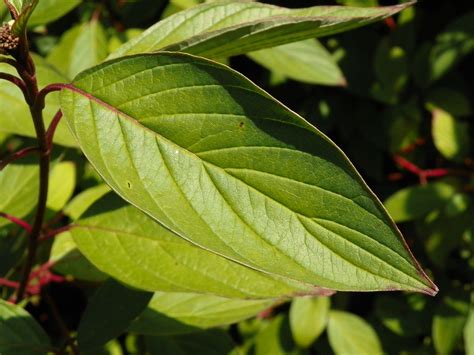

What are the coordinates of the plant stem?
(16, 104, 50, 302)
(13, 35, 52, 301)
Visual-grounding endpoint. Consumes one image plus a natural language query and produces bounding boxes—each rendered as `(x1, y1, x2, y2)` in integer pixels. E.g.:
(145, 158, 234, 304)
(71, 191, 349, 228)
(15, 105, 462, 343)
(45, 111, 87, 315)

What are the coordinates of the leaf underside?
(59, 52, 436, 295)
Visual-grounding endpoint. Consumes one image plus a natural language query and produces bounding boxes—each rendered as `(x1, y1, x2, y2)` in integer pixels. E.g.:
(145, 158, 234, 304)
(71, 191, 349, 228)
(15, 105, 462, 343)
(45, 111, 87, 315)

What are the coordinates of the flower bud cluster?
(0, 24, 19, 54)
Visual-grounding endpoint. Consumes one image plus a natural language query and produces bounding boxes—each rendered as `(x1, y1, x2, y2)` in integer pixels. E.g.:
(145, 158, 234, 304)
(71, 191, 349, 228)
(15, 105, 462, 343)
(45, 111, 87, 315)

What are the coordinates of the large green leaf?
(109, 1, 411, 59)
(130, 291, 273, 334)
(289, 296, 330, 348)
(248, 39, 345, 86)
(60, 52, 437, 295)
(0, 162, 38, 228)
(71, 193, 310, 298)
(0, 55, 74, 147)
(77, 279, 153, 352)
(0, 299, 52, 354)
(327, 311, 383, 355)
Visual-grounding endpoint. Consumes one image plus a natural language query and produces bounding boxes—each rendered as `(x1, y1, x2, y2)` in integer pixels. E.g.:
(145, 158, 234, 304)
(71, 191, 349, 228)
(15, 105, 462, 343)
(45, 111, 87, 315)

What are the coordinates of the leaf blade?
(109, 1, 412, 59)
(60, 52, 436, 295)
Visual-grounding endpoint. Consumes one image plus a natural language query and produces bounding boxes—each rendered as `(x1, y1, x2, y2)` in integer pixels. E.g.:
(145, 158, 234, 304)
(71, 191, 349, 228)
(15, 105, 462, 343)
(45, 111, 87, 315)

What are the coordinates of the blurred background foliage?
(0, 0, 473, 354)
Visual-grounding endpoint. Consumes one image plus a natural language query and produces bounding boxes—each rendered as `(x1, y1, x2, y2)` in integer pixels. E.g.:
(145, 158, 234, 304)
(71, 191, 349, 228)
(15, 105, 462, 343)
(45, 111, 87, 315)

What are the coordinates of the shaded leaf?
(110, 1, 411, 59)
(60, 52, 436, 295)
(0, 162, 38, 228)
(254, 315, 299, 355)
(49, 231, 108, 282)
(328, 310, 383, 355)
(0, 55, 74, 146)
(47, 161, 76, 212)
(71, 193, 310, 298)
(47, 20, 108, 79)
(248, 39, 345, 86)
(289, 296, 330, 348)
(63, 184, 110, 220)
(414, 12, 474, 87)
(130, 291, 273, 334)
(77, 279, 153, 352)
(28, 0, 80, 27)
(374, 294, 430, 336)
(0, 299, 52, 354)
(144, 329, 234, 355)
(433, 291, 470, 355)
(432, 109, 470, 162)
(371, 38, 408, 104)
(426, 87, 472, 117)
(465, 307, 474, 355)
(384, 181, 458, 223)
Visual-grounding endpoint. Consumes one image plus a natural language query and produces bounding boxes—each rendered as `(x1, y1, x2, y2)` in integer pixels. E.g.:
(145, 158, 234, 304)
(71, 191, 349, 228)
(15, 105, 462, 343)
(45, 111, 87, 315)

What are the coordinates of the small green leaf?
(254, 315, 297, 355)
(144, 329, 234, 355)
(47, 21, 108, 79)
(374, 295, 430, 336)
(63, 184, 110, 220)
(0, 299, 52, 354)
(49, 231, 107, 282)
(248, 39, 346, 86)
(47, 161, 76, 212)
(384, 181, 458, 222)
(371, 38, 408, 104)
(28, 0, 80, 27)
(110, 1, 412, 59)
(414, 12, 474, 87)
(328, 310, 383, 355)
(0, 162, 38, 228)
(433, 291, 470, 355)
(465, 307, 474, 355)
(71, 193, 310, 298)
(77, 279, 153, 352)
(289, 296, 330, 348)
(0, 55, 74, 147)
(130, 291, 274, 335)
(60, 52, 437, 295)
(9, 0, 38, 36)
(0, 226, 26, 276)
(432, 109, 470, 162)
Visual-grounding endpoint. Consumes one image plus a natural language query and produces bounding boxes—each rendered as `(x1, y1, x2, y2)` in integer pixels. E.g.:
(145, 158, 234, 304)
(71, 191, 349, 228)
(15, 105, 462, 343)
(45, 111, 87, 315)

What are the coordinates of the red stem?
(393, 155, 450, 184)
(0, 146, 40, 171)
(45, 110, 63, 152)
(0, 72, 28, 98)
(0, 212, 32, 233)
(0, 277, 20, 289)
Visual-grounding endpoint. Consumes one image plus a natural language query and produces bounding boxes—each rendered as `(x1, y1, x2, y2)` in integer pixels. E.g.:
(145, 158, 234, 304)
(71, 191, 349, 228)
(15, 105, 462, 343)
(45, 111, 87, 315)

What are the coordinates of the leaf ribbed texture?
(71, 193, 310, 298)
(60, 52, 437, 294)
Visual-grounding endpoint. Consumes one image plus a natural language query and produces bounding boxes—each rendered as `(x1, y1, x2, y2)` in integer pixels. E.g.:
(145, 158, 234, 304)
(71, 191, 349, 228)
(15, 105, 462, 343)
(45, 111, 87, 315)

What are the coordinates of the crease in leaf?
(60, 51, 437, 296)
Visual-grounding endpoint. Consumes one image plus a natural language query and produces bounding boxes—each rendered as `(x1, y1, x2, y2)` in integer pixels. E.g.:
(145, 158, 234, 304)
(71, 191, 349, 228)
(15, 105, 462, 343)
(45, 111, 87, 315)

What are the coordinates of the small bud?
(0, 23, 19, 54)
